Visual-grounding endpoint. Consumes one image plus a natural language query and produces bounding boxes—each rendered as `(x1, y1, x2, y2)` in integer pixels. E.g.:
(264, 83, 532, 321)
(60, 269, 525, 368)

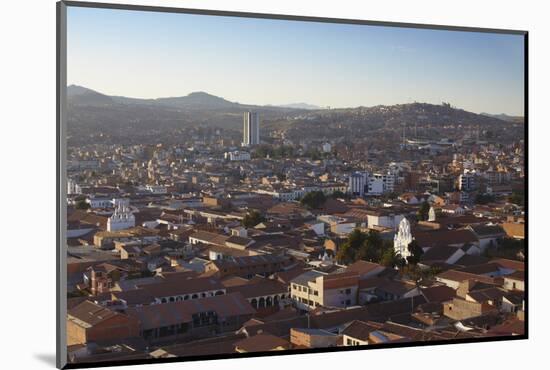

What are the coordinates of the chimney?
(457, 279, 475, 298)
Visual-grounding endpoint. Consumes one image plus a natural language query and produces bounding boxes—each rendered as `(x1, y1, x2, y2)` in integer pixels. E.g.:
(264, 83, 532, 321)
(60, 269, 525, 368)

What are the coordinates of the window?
(192, 311, 218, 327)
(345, 288, 351, 295)
(143, 329, 154, 339)
(176, 323, 188, 334)
(159, 325, 176, 337)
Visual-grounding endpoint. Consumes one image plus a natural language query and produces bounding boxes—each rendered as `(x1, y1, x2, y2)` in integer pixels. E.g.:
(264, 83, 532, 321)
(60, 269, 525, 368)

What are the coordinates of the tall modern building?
(458, 172, 476, 192)
(242, 112, 260, 146)
(348, 171, 368, 197)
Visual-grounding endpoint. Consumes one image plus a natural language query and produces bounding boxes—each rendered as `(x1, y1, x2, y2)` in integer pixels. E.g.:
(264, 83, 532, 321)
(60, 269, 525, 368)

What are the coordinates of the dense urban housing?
(65, 86, 525, 364)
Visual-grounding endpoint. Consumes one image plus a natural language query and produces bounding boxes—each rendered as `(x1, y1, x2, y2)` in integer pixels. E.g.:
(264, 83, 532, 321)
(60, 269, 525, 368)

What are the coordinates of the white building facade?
(107, 204, 136, 231)
(368, 172, 396, 195)
(394, 217, 413, 260)
(242, 112, 260, 146)
(224, 150, 251, 161)
(348, 172, 368, 197)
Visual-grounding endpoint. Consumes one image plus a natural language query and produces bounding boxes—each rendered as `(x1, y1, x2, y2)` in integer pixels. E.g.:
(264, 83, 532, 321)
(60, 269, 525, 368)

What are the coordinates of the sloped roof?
(414, 229, 478, 249)
(420, 285, 456, 303)
(420, 246, 463, 262)
(138, 277, 225, 298)
(235, 333, 290, 352)
(345, 260, 386, 276)
(68, 300, 122, 328)
(227, 279, 288, 298)
(126, 292, 255, 330)
(342, 320, 380, 341)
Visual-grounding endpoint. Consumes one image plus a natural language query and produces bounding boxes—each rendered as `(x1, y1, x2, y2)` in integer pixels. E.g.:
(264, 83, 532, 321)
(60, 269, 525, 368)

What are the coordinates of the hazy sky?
(67, 6, 525, 115)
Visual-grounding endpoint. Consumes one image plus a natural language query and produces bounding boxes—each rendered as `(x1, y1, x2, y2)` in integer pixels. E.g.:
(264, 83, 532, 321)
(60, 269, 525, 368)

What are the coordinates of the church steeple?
(428, 207, 436, 222)
(107, 202, 135, 231)
(394, 217, 413, 260)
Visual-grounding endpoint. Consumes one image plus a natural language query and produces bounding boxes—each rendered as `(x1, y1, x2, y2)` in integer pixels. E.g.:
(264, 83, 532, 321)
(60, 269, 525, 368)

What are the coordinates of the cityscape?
(64, 6, 525, 366)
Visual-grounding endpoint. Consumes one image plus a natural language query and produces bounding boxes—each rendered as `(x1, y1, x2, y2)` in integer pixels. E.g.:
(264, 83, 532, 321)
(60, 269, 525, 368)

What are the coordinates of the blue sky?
(67, 6, 525, 115)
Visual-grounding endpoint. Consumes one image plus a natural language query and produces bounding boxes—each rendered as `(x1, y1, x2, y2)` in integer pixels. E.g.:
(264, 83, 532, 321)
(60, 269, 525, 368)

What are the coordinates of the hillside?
(66, 85, 518, 147)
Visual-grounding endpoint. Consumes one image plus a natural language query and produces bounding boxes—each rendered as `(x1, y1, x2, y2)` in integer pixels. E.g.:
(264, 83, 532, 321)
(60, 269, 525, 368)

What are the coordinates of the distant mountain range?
(66, 85, 520, 146)
(68, 85, 518, 120)
(69, 85, 241, 110)
(481, 112, 524, 124)
(269, 103, 323, 110)
(68, 85, 318, 112)
(66, 85, 317, 142)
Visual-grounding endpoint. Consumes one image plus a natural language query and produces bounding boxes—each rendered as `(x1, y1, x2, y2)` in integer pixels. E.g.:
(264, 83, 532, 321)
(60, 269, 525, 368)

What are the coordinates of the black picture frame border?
(56, 1, 529, 369)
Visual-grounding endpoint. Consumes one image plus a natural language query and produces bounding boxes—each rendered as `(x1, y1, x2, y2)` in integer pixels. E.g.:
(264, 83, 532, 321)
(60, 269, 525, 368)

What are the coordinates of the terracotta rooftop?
(234, 333, 291, 352)
(126, 292, 255, 330)
(68, 300, 122, 328)
(342, 320, 381, 341)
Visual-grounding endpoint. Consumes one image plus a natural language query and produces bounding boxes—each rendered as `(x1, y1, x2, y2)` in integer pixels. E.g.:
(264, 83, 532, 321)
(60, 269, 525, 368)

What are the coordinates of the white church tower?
(394, 217, 413, 259)
(107, 203, 135, 232)
(428, 207, 436, 222)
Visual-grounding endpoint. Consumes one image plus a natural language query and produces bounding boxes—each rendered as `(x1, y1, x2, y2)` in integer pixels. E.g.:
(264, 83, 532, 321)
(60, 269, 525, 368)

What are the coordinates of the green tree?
(305, 148, 322, 160)
(417, 201, 430, 221)
(508, 191, 524, 206)
(336, 228, 366, 264)
(336, 243, 356, 265)
(400, 264, 424, 282)
(75, 200, 90, 210)
(357, 230, 384, 262)
(475, 193, 495, 205)
(242, 210, 265, 228)
(406, 240, 424, 265)
(74, 194, 87, 202)
(331, 190, 345, 199)
(337, 229, 397, 265)
(380, 248, 402, 268)
(300, 191, 327, 209)
(253, 144, 273, 159)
